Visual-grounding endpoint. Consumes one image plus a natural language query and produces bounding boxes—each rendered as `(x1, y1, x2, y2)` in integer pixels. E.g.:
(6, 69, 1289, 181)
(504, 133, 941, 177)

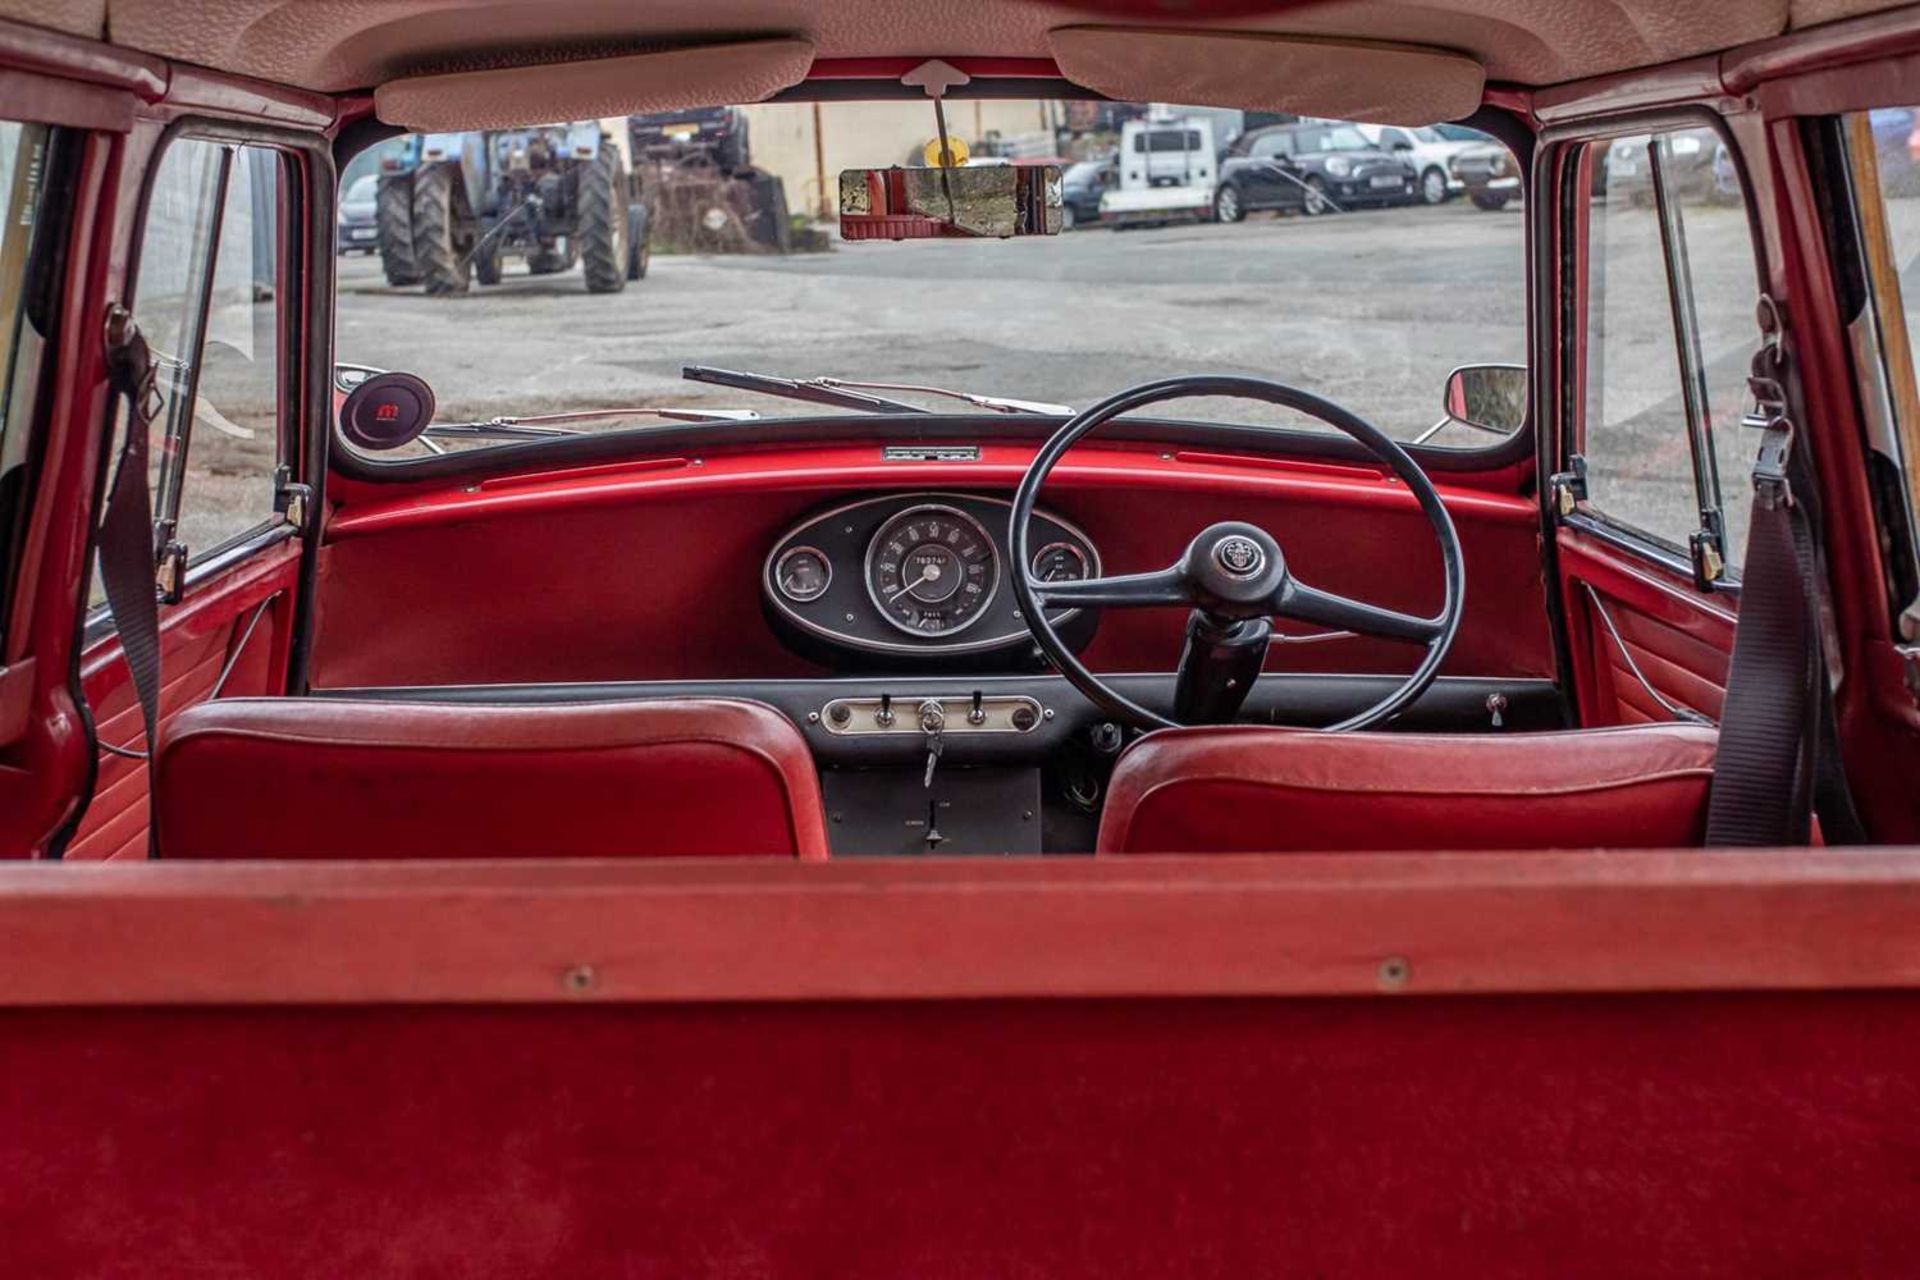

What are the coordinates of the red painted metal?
(5, 850, 1920, 1003)
(309, 443, 1551, 687)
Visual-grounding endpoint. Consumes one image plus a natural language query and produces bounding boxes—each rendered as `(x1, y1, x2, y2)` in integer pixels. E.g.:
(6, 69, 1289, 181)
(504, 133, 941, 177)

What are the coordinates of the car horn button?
(1212, 535, 1266, 579)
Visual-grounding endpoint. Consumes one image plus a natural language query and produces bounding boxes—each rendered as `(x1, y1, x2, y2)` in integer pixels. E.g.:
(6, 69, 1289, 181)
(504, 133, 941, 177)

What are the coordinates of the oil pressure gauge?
(773, 546, 832, 603)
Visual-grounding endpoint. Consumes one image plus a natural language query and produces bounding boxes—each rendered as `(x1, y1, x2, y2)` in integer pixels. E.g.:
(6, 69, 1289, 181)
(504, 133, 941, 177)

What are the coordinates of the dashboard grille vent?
(882, 445, 981, 462)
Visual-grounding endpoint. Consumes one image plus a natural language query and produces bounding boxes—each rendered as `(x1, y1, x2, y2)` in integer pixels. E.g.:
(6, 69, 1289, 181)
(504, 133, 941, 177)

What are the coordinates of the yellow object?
(922, 134, 970, 167)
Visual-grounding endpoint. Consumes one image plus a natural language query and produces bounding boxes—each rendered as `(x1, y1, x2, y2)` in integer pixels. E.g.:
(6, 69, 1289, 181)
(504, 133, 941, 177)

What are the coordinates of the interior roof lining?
(0, 1, 1908, 99)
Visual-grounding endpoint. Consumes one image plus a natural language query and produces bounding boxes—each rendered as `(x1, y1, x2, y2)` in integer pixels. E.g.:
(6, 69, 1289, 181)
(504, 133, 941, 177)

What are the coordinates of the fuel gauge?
(774, 546, 832, 603)
(1030, 541, 1091, 584)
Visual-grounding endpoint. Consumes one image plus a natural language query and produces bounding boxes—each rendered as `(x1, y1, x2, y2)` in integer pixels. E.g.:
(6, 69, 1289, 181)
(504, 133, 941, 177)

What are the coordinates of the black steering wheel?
(1009, 376, 1464, 732)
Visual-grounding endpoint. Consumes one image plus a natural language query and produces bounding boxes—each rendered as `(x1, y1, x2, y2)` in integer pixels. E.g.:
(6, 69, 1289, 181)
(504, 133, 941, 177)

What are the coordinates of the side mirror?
(1442, 364, 1527, 436)
(840, 165, 1062, 240)
(1391, 140, 1415, 152)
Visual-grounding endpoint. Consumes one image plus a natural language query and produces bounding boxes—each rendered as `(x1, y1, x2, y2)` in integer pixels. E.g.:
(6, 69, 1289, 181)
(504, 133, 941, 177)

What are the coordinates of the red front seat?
(154, 698, 828, 860)
(1097, 724, 1719, 854)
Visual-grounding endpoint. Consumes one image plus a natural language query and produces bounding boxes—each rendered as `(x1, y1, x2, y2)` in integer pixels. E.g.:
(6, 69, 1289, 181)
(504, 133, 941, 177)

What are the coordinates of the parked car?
(1354, 122, 1484, 205)
(1214, 121, 1415, 221)
(336, 173, 379, 254)
(1450, 141, 1524, 210)
(1605, 128, 1740, 206)
(1060, 157, 1116, 229)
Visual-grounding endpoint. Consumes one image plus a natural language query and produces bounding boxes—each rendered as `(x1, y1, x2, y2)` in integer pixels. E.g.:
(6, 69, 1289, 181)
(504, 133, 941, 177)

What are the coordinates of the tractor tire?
(376, 174, 421, 286)
(576, 150, 630, 294)
(412, 162, 472, 296)
(627, 209, 651, 280)
(474, 237, 504, 285)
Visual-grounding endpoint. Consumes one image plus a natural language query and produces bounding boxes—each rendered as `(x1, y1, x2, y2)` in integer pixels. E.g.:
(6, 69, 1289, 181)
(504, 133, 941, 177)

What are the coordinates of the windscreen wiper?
(684, 364, 931, 413)
(683, 364, 1075, 416)
(813, 376, 1074, 416)
(418, 405, 761, 453)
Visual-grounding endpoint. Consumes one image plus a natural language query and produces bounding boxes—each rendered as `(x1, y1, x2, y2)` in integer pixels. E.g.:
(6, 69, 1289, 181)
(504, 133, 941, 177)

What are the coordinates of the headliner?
(1, 0, 1915, 97)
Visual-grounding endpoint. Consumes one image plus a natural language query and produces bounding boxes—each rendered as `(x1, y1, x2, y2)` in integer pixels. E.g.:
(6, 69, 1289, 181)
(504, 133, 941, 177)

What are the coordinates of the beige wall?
(744, 100, 1061, 219)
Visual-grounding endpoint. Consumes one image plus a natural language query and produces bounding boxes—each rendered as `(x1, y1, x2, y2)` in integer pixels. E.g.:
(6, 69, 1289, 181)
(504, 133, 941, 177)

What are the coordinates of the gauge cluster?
(764, 493, 1100, 664)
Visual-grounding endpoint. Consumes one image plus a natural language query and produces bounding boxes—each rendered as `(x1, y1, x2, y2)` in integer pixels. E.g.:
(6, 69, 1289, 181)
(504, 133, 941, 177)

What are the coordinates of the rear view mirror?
(840, 165, 1062, 240)
(1442, 364, 1527, 436)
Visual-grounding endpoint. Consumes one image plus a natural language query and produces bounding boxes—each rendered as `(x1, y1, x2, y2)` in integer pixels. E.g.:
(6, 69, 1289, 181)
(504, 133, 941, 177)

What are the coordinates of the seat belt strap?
(96, 304, 164, 759)
(1705, 301, 1866, 846)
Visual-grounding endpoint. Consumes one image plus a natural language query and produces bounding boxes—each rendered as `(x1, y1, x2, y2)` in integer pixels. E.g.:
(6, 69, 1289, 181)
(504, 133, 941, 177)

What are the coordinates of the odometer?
(865, 504, 1000, 637)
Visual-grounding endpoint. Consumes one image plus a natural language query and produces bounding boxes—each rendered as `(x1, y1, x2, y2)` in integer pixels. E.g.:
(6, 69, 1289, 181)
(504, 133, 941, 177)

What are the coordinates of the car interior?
(4, 1, 1920, 1273)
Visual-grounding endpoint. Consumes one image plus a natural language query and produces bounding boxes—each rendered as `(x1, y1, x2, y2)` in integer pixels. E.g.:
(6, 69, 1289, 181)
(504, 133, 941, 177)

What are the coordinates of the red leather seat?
(1097, 724, 1719, 854)
(154, 698, 828, 860)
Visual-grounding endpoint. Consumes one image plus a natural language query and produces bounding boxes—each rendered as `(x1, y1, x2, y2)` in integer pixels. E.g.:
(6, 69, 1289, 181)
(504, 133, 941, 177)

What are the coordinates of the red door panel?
(65, 541, 300, 860)
(1558, 527, 1734, 727)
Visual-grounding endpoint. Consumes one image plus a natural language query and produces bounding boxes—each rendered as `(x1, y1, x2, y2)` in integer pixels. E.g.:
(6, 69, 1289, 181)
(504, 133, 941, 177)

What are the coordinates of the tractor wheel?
(627, 210, 651, 280)
(576, 150, 630, 294)
(376, 174, 421, 286)
(474, 236, 504, 285)
(412, 162, 472, 296)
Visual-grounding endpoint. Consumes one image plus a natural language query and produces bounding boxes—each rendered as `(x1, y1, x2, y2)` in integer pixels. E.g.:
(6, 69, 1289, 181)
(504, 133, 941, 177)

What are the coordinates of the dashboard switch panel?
(821, 695, 1046, 736)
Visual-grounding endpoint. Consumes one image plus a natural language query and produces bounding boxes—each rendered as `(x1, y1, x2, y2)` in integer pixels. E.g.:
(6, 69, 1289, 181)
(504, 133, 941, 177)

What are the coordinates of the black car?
(1060, 157, 1116, 229)
(1213, 122, 1416, 221)
(336, 173, 379, 254)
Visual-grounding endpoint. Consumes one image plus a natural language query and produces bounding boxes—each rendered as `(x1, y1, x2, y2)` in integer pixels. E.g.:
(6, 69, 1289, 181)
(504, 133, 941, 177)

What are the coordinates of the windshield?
(1293, 125, 1372, 153)
(333, 99, 1524, 458)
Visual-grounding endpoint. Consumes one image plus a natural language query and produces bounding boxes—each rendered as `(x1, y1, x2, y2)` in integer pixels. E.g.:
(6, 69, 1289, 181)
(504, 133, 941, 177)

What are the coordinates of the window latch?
(1548, 453, 1588, 518)
(273, 464, 312, 532)
(1689, 510, 1728, 590)
(155, 538, 186, 606)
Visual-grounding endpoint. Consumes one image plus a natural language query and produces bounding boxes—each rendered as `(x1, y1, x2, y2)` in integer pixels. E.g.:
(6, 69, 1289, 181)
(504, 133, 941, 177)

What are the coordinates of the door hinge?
(1548, 453, 1588, 518)
(274, 464, 313, 531)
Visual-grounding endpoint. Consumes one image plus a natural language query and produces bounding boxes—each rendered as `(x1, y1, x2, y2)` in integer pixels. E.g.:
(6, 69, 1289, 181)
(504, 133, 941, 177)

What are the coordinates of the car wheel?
(1301, 177, 1332, 216)
(1213, 184, 1244, 223)
(1420, 167, 1449, 205)
(1469, 192, 1511, 211)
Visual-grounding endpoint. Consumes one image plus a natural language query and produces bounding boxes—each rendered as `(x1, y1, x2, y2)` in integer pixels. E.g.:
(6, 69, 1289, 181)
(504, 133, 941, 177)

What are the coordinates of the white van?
(1100, 115, 1217, 226)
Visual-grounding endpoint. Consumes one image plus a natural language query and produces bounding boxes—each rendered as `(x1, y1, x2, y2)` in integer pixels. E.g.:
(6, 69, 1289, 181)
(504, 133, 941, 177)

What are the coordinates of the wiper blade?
(683, 364, 930, 414)
(424, 405, 761, 442)
(814, 377, 1073, 416)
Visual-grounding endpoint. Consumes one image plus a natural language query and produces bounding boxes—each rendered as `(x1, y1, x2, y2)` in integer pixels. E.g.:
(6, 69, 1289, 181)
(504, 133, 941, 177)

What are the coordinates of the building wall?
(743, 100, 1063, 219)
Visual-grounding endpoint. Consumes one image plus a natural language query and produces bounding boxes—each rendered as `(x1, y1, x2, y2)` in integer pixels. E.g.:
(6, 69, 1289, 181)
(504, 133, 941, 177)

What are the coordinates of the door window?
(110, 139, 287, 606)
(1576, 127, 1758, 584)
(1836, 107, 1920, 636)
(0, 120, 61, 648)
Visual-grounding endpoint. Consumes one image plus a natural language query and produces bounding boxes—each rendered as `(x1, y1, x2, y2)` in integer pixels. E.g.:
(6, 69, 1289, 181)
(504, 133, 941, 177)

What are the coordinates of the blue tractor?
(374, 120, 650, 295)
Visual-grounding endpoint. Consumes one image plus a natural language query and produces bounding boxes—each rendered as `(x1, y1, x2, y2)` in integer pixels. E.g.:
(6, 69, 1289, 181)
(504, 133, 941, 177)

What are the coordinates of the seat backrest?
(153, 698, 827, 860)
(1098, 724, 1719, 854)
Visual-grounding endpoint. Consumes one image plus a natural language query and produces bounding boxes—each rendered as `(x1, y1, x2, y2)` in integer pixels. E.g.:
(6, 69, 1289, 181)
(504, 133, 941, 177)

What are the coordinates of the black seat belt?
(1705, 298, 1867, 846)
(95, 304, 164, 762)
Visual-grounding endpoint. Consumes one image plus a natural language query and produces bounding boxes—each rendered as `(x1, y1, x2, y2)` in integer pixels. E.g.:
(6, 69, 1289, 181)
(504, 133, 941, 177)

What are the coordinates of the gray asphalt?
(334, 200, 1530, 443)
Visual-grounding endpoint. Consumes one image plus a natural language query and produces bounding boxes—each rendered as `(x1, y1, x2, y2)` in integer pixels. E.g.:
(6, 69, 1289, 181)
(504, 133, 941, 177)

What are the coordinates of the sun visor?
(1048, 27, 1485, 125)
(375, 38, 815, 132)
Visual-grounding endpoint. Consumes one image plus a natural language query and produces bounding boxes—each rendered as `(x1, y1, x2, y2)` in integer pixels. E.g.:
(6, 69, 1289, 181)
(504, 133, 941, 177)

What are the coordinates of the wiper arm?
(422, 405, 760, 443)
(683, 364, 930, 414)
(813, 377, 1074, 416)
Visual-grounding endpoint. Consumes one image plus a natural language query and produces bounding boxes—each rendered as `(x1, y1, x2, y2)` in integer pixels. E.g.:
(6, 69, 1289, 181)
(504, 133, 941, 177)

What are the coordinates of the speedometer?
(864, 504, 1000, 637)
